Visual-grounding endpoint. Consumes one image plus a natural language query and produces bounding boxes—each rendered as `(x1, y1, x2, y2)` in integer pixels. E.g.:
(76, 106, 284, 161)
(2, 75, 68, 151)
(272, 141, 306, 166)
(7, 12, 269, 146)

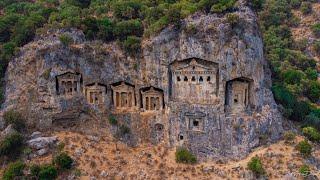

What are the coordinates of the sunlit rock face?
(2, 4, 283, 160)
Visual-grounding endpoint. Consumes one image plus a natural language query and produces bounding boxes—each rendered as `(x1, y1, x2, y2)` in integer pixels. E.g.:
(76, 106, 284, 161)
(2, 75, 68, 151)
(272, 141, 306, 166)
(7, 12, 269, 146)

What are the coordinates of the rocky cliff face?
(2, 5, 283, 159)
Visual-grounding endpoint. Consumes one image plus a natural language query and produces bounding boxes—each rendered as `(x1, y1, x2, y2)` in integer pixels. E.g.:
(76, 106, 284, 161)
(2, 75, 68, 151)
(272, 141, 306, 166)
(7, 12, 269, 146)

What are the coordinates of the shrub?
(38, 165, 58, 180)
(122, 36, 141, 55)
(53, 152, 73, 170)
(290, 101, 311, 122)
(304, 113, 320, 130)
(59, 34, 73, 47)
(0, 132, 23, 157)
(119, 125, 130, 135)
(281, 69, 305, 85)
(30, 164, 41, 177)
(108, 115, 117, 125)
(113, 20, 143, 39)
(299, 164, 310, 176)
(302, 127, 320, 142)
(284, 131, 296, 143)
(313, 40, 320, 54)
(296, 140, 312, 157)
(3, 110, 25, 131)
(248, 0, 265, 11)
(2, 161, 25, 180)
(211, 0, 236, 13)
(175, 147, 197, 164)
(167, 6, 181, 27)
(247, 156, 265, 175)
(305, 81, 320, 103)
(305, 68, 318, 80)
(290, 0, 302, 9)
(312, 23, 320, 37)
(226, 13, 239, 27)
(300, 2, 312, 14)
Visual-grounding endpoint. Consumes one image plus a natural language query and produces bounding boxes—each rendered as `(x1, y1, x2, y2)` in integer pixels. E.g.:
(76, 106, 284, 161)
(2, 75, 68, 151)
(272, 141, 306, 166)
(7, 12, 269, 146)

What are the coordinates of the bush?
(305, 81, 320, 103)
(30, 164, 41, 177)
(211, 0, 236, 13)
(53, 152, 73, 170)
(119, 125, 130, 135)
(296, 140, 312, 157)
(113, 19, 143, 39)
(300, 2, 312, 14)
(167, 6, 181, 27)
(3, 110, 25, 131)
(313, 40, 320, 54)
(2, 161, 25, 180)
(248, 0, 265, 11)
(304, 113, 320, 130)
(226, 13, 239, 27)
(108, 115, 117, 125)
(247, 156, 265, 175)
(284, 131, 296, 143)
(0, 132, 23, 157)
(122, 36, 141, 55)
(302, 127, 320, 142)
(290, 0, 302, 9)
(38, 165, 58, 180)
(175, 147, 197, 164)
(299, 164, 310, 176)
(59, 34, 73, 47)
(312, 23, 320, 37)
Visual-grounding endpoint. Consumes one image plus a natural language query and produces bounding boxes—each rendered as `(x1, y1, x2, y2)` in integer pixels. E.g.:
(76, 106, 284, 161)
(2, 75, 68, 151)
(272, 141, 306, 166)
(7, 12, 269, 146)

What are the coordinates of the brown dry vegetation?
(20, 130, 319, 180)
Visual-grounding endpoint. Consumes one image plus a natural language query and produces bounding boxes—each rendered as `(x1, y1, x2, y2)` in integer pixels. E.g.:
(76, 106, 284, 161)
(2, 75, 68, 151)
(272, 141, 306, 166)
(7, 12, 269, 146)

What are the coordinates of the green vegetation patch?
(175, 147, 197, 164)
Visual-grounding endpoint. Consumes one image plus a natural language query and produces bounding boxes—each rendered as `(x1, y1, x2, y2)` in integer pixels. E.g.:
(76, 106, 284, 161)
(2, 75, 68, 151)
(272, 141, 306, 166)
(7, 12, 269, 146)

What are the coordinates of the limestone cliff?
(2, 5, 283, 159)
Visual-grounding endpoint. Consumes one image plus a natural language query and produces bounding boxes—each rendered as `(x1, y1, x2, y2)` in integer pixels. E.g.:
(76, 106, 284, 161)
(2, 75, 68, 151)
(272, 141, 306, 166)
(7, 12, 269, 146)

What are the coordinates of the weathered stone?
(1, 124, 17, 137)
(30, 131, 42, 139)
(87, 135, 100, 142)
(100, 170, 108, 177)
(27, 136, 58, 150)
(1, 4, 283, 160)
(37, 148, 48, 156)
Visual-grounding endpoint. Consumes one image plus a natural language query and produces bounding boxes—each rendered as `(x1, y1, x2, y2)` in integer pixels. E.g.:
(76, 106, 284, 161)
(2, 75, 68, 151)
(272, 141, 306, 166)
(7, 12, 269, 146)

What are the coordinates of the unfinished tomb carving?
(141, 87, 164, 111)
(225, 78, 252, 113)
(56, 72, 81, 96)
(170, 58, 219, 104)
(185, 112, 206, 132)
(111, 82, 135, 110)
(84, 83, 106, 105)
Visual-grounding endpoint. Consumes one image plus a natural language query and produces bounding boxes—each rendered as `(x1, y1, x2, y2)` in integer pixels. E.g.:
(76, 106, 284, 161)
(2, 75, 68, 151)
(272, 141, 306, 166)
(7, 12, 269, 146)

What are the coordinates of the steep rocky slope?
(1, 4, 282, 160)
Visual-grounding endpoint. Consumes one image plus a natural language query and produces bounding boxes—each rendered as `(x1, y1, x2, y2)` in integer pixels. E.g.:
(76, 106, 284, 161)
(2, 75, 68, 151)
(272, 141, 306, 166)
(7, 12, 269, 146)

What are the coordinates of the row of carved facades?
(55, 58, 252, 113)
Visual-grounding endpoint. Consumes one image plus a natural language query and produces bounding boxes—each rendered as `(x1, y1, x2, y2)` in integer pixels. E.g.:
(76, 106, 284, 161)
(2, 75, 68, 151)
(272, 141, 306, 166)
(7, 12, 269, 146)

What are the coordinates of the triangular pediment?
(176, 59, 213, 71)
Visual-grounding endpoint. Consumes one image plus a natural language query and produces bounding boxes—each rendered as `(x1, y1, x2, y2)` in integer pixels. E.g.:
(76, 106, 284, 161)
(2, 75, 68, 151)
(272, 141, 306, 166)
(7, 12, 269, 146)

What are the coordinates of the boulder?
(30, 131, 42, 139)
(1, 124, 17, 137)
(27, 136, 58, 150)
(37, 148, 48, 156)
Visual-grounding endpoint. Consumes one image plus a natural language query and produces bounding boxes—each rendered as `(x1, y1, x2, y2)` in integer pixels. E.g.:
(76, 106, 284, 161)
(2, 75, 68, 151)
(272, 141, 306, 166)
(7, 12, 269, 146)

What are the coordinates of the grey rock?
(74, 148, 85, 157)
(100, 170, 108, 177)
(1, 4, 283, 160)
(27, 136, 58, 150)
(0, 117, 4, 130)
(283, 173, 297, 180)
(30, 131, 42, 139)
(37, 148, 48, 156)
(87, 135, 100, 142)
(1, 124, 17, 137)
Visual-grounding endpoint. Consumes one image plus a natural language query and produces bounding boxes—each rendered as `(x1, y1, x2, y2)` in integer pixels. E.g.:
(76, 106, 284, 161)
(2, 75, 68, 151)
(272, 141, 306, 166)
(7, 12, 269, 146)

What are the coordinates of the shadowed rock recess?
(2, 5, 283, 160)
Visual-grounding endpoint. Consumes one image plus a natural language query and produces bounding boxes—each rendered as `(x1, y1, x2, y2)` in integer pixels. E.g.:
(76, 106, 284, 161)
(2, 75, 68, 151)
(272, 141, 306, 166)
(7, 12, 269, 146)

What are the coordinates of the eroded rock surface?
(2, 5, 283, 159)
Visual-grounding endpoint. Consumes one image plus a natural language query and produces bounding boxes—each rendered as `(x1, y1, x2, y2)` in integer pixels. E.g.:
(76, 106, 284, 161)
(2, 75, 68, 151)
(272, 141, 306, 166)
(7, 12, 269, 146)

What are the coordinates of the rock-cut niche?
(225, 77, 253, 114)
(140, 86, 164, 111)
(111, 81, 136, 110)
(84, 83, 107, 105)
(56, 72, 82, 96)
(170, 58, 219, 104)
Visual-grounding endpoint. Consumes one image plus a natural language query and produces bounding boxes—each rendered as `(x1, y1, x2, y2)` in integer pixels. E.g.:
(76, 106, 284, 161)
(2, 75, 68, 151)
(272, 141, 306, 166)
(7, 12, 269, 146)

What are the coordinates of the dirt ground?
(25, 129, 319, 180)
